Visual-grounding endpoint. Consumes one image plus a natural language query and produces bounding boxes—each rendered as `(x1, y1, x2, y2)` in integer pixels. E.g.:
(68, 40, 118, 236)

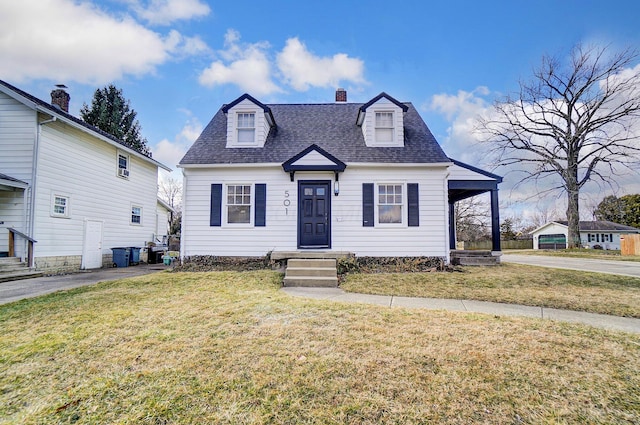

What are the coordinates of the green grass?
(341, 263, 640, 318)
(1, 270, 639, 424)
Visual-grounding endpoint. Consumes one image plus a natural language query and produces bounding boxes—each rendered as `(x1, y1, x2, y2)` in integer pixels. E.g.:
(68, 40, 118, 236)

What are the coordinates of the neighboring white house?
(531, 220, 640, 250)
(178, 90, 502, 263)
(0, 80, 171, 272)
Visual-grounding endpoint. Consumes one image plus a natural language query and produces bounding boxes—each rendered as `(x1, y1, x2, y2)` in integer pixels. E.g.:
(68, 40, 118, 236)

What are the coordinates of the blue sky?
(2, 0, 640, 222)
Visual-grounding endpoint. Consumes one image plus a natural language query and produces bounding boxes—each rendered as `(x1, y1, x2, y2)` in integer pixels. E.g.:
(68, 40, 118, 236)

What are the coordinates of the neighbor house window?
(118, 152, 130, 178)
(378, 184, 403, 224)
(237, 113, 255, 144)
(131, 205, 142, 225)
(375, 112, 394, 143)
(52, 194, 70, 218)
(227, 184, 251, 224)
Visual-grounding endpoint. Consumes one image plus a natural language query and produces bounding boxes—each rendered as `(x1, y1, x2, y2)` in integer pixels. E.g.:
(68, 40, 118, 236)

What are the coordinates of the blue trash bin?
(129, 247, 141, 265)
(111, 247, 130, 268)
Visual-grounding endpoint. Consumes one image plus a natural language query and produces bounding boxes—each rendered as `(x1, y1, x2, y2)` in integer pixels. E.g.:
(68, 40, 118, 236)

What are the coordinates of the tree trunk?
(566, 186, 581, 249)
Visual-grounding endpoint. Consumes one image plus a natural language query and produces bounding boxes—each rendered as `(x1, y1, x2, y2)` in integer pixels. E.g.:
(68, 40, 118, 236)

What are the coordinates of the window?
(237, 113, 255, 144)
(375, 112, 394, 143)
(131, 205, 142, 225)
(227, 184, 251, 224)
(52, 194, 70, 217)
(378, 184, 403, 224)
(118, 152, 130, 178)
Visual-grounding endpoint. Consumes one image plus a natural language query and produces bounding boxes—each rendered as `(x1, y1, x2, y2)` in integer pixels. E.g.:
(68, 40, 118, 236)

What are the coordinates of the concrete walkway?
(281, 287, 640, 334)
(501, 253, 640, 278)
(0, 263, 170, 305)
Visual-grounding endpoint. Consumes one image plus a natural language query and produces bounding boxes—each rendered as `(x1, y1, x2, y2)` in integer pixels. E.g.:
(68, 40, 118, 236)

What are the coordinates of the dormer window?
(237, 112, 255, 144)
(357, 92, 408, 148)
(222, 94, 276, 148)
(375, 112, 394, 144)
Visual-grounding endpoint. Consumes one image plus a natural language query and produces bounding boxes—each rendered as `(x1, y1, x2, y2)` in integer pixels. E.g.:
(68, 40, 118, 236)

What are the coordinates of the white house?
(178, 91, 502, 263)
(531, 220, 640, 250)
(0, 80, 171, 273)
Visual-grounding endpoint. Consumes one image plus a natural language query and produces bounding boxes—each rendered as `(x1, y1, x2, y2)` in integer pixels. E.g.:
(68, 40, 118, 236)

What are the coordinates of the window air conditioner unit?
(118, 168, 130, 177)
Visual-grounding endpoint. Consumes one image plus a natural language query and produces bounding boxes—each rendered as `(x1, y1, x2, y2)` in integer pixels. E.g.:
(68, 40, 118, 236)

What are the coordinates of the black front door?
(298, 181, 331, 248)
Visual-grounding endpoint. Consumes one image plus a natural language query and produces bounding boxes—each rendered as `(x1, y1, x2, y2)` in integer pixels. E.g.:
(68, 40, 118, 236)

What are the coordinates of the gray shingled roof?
(555, 220, 640, 232)
(179, 102, 450, 165)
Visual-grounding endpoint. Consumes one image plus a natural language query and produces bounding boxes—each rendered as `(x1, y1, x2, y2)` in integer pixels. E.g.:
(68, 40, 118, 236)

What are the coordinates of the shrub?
(172, 254, 277, 272)
(337, 256, 446, 276)
(593, 244, 603, 250)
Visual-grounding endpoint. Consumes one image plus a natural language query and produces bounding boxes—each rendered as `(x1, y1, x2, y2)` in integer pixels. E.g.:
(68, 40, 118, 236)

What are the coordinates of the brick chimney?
(51, 85, 70, 113)
(335, 88, 347, 102)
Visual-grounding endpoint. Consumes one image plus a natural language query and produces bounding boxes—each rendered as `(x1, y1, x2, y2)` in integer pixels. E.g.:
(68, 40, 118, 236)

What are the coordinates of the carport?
(447, 159, 503, 253)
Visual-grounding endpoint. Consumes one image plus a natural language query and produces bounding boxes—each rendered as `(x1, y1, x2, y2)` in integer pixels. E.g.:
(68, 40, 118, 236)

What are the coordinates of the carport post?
(491, 189, 501, 252)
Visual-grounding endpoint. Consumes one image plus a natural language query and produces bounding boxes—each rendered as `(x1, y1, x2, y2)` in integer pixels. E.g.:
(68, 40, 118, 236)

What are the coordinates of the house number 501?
(283, 190, 291, 215)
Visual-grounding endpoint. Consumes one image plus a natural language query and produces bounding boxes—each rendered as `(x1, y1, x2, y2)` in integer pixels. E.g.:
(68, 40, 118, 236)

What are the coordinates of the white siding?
(32, 121, 159, 259)
(181, 165, 450, 257)
(448, 164, 495, 181)
(360, 98, 405, 147)
(0, 91, 35, 183)
(0, 92, 34, 255)
(225, 99, 270, 148)
(0, 190, 26, 255)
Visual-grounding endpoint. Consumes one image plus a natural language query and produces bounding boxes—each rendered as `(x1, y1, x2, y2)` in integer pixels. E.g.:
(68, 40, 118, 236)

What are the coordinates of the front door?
(82, 220, 103, 269)
(298, 181, 331, 248)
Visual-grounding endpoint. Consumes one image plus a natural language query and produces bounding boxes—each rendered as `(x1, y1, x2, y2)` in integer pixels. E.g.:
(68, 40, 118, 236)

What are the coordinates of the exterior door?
(82, 220, 103, 269)
(298, 181, 331, 248)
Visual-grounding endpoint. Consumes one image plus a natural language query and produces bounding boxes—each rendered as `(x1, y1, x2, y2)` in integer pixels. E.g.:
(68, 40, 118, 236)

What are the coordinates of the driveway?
(0, 264, 170, 305)
(501, 253, 640, 278)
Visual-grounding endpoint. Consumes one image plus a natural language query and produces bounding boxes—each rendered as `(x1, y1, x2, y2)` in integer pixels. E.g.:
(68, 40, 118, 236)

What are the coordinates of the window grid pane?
(131, 206, 141, 224)
(227, 185, 251, 224)
(378, 184, 402, 223)
(54, 196, 67, 215)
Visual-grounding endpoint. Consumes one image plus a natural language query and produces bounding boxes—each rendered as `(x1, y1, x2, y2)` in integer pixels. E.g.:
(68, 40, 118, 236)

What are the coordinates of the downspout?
(27, 115, 57, 266)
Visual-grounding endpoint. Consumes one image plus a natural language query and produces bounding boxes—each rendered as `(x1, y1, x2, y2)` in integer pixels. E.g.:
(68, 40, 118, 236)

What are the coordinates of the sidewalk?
(281, 287, 640, 334)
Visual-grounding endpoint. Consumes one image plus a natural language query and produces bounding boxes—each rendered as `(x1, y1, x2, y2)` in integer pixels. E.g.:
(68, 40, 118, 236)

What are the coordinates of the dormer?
(356, 92, 408, 147)
(221, 94, 276, 148)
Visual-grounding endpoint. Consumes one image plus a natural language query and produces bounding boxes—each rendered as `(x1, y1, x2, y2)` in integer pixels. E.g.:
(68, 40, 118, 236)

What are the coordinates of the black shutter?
(210, 184, 222, 226)
(363, 183, 374, 227)
(255, 183, 266, 227)
(408, 183, 419, 227)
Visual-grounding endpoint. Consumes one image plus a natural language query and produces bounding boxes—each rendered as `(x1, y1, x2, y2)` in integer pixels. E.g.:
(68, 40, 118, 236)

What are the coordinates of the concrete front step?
(283, 258, 339, 287)
(450, 250, 500, 266)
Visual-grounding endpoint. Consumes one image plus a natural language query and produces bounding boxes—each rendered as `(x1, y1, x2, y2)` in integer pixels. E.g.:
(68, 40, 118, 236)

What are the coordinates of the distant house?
(0, 80, 171, 273)
(531, 220, 640, 250)
(178, 90, 502, 263)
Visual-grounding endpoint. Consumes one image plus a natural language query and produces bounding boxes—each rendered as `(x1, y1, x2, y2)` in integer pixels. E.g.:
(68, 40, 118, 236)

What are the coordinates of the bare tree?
(454, 196, 490, 243)
(477, 44, 640, 247)
(159, 178, 182, 234)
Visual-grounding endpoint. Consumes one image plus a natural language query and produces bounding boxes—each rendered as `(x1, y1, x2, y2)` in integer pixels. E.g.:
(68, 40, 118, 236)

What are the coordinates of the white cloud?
(0, 0, 208, 84)
(198, 31, 367, 95)
(152, 114, 203, 177)
(277, 38, 366, 91)
(125, 0, 210, 25)
(198, 30, 281, 96)
(428, 87, 491, 165)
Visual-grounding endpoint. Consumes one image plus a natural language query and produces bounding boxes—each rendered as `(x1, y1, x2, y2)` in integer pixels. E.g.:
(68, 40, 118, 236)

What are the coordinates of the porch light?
(334, 180, 340, 196)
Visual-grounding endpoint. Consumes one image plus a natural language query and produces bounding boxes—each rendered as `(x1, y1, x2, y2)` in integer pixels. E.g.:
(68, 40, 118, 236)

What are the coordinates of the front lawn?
(341, 263, 640, 318)
(1, 270, 639, 424)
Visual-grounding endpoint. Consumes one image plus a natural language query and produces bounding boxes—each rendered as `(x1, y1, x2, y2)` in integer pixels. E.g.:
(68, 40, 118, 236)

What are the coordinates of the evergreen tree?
(80, 85, 152, 156)
(594, 194, 640, 228)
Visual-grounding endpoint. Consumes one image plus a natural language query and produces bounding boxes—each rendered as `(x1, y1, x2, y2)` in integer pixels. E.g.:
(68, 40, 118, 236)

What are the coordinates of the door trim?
(297, 180, 331, 249)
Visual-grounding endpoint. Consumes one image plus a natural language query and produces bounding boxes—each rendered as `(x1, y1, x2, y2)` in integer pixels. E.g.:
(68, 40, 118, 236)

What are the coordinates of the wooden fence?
(621, 234, 640, 256)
